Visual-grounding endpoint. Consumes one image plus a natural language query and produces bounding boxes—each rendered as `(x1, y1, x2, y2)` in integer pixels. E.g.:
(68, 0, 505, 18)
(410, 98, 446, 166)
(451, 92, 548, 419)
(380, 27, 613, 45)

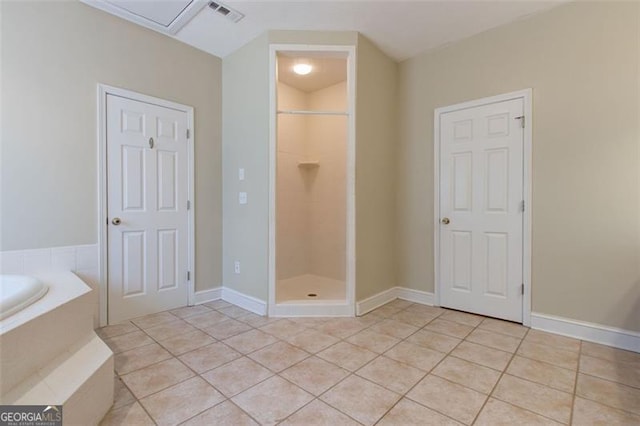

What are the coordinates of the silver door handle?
(112, 217, 122, 226)
(441, 217, 450, 225)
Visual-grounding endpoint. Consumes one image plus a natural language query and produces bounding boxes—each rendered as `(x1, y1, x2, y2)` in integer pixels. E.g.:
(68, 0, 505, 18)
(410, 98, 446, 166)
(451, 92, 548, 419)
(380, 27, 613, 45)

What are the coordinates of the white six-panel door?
(438, 97, 524, 322)
(107, 94, 189, 324)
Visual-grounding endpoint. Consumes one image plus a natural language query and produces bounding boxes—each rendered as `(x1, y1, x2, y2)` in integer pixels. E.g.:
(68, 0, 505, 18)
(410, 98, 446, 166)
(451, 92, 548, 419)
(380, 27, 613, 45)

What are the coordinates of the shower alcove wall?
(269, 46, 355, 316)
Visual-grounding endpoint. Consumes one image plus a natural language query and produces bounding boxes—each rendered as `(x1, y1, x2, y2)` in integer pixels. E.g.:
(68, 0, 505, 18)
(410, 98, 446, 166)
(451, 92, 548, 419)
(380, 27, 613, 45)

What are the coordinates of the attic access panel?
(83, 0, 207, 35)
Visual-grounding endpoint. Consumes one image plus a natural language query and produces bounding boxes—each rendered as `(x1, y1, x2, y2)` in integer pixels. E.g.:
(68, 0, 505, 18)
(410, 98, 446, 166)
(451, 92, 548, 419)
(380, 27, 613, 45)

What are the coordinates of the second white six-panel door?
(107, 94, 189, 324)
(439, 97, 524, 322)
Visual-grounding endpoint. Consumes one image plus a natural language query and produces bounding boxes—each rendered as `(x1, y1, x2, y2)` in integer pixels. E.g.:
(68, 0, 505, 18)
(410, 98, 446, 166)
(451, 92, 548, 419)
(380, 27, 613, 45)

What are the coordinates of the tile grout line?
(473, 327, 574, 426)
(561, 343, 640, 420)
(298, 349, 402, 422)
(568, 340, 582, 426)
(577, 370, 640, 390)
(109, 307, 219, 424)
(254, 303, 484, 424)
(273, 378, 364, 426)
(469, 325, 531, 425)
(226, 314, 375, 425)
(106, 303, 464, 424)
(271, 301, 430, 425)
(224, 398, 265, 426)
(104, 300, 640, 425)
(200, 315, 333, 423)
(118, 306, 245, 423)
(372, 308, 482, 425)
(119, 304, 263, 424)
(408, 313, 489, 423)
(105, 306, 215, 423)
(113, 377, 158, 425)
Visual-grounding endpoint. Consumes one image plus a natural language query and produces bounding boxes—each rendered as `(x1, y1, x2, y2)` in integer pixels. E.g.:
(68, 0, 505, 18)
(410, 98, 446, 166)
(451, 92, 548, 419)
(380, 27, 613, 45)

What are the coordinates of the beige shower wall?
(397, 1, 640, 331)
(276, 81, 347, 282)
(307, 82, 348, 281)
(276, 83, 310, 279)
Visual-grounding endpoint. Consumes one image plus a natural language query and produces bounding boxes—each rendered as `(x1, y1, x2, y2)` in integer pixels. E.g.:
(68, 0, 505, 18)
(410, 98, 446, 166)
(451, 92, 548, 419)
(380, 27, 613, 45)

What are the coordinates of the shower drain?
(307, 293, 317, 297)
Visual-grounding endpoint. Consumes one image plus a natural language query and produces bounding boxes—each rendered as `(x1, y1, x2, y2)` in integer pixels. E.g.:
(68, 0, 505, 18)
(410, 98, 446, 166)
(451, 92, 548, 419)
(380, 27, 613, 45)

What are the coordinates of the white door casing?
(268, 44, 357, 317)
(435, 91, 531, 323)
(105, 93, 190, 324)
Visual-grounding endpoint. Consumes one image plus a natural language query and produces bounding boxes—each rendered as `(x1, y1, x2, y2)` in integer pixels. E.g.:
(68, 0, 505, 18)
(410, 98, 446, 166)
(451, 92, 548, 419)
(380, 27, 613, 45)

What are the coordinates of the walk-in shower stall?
(269, 46, 355, 316)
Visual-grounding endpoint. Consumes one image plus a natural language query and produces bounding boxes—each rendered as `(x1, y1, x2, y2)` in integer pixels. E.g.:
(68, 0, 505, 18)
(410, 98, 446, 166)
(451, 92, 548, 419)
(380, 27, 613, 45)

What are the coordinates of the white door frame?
(433, 89, 532, 326)
(268, 44, 357, 316)
(97, 84, 195, 326)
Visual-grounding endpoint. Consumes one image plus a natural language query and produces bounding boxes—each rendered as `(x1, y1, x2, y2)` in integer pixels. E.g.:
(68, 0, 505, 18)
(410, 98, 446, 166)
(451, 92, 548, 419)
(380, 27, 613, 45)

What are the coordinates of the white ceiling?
(89, 1, 565, 62)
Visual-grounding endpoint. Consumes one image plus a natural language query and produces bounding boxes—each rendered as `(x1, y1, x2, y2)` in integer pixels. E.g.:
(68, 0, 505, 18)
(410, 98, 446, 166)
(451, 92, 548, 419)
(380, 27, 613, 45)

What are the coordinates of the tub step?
(1, 333, 114, 425)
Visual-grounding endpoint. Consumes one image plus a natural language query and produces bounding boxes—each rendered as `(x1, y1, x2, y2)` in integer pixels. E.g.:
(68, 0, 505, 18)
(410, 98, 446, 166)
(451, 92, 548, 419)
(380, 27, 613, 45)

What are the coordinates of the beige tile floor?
(97, 299, 640, 425)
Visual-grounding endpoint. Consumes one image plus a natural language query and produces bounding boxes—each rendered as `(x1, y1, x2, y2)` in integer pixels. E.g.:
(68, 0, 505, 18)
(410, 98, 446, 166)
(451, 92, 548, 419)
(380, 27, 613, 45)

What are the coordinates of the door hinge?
(187, 271, 191, 281)
(521, 283, 525, 295)
(186, 129, 190, 139)
(520, 200, 525, 212)
(515, 115, 525, 128)
(187, 200, 191, 210)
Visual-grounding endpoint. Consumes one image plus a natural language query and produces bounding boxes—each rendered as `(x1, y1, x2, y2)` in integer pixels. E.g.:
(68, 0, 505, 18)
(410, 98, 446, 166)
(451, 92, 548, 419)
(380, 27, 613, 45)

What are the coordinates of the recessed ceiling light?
(293, 63, 313, 75)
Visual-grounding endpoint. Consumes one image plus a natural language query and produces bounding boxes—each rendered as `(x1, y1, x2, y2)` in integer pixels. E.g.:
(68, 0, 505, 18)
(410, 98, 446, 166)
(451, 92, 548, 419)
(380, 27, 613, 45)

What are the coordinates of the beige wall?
(223, 31, 398, 302)
(223, 32, 359, 300)
(355, 34, 398, 300)
(0, 1, 223, 292)
(397, 1, 640, 330)
(222, 33, 271, 300)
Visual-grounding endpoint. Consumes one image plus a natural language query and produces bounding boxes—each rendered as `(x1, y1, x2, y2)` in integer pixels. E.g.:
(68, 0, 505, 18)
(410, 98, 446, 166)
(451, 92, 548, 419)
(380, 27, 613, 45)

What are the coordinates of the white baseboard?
(356, 287, 398, 316)
(196, 285, 640, 353)
(356, 286, 435, 315)
(222, 287, 267, 316)
(396, 287, 435, 305)
(193, 287, 222, 305)
(531, 313, 640, 353)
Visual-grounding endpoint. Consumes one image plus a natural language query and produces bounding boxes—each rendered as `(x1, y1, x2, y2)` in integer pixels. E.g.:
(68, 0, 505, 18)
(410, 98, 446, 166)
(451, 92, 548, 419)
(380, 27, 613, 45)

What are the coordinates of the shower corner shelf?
(298, 161, 320, 169)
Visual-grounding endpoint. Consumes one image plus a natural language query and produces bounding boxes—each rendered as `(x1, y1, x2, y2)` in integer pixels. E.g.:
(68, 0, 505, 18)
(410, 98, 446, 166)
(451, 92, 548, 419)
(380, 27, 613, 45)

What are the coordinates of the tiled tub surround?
(99, 300, 640, 425)
(0, 271, 113, 425)
(0, 244, 100, 326)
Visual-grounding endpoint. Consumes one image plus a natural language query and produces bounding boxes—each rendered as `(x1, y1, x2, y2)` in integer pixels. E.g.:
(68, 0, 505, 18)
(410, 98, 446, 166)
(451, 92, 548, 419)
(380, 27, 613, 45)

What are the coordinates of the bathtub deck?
(0, 271, 91, 334)
(0, 271, 113, 424)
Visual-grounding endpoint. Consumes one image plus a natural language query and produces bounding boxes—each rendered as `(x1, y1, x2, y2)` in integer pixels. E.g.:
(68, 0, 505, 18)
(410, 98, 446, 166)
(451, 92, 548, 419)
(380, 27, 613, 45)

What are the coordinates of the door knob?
(112, 217, 122, 226)
(441, 217, 450, 225)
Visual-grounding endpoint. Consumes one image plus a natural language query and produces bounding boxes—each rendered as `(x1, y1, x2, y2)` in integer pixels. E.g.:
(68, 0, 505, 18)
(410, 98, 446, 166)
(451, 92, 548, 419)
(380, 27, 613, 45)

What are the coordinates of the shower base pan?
(273, 274, 353, 317)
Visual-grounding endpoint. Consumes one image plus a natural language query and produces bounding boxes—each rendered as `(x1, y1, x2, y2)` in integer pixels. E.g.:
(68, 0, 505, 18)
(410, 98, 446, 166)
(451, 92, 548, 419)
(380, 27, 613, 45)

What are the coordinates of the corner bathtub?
(0, 275, 49, 320)
(0, 271, 113, 425)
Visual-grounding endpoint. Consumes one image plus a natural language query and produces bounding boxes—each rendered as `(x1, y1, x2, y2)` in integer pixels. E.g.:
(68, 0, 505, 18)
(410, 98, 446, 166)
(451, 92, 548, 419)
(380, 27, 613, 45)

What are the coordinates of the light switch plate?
(239, 168, 245, 181)
(239, 192, 248, 204)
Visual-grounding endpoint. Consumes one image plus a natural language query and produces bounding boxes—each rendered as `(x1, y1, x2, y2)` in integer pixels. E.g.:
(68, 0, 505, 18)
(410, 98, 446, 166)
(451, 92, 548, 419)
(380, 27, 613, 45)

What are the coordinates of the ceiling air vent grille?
(208, 1, 244, 23)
